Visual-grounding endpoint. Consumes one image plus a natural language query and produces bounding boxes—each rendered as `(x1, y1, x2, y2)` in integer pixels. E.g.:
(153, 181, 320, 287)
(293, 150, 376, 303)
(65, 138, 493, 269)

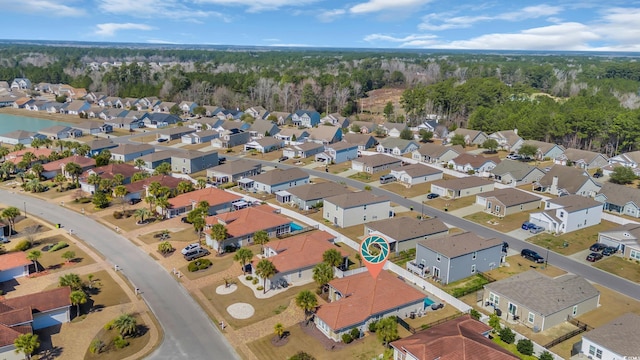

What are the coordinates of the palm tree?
(14, 333, 39, 360)
(177, 181, 193, 194)
(42, 138, 53, 149)
(30, 138, 42, 149)
(13, 143, 25, 151)
(30, 163, 44, 179)
(1, 206, 21, 238)
(87, 173, 101, 192)
(253, 230, 270, 253)
(295, 290, 318, 323)
(145, 195, 156, 212)
(322, 249, 343, 268)
(255, 259, 277, 294)
(158, 241, 173, 255)
(55, 139, 65, 152)
(147, 181, 162, 198)
(76, 144, 91, 156)
(211, 224, 228, 247)
(376, 317, 399, 346)
(134, 158, 146, 170)
(112, 173, 125, 186)
(99, 178, 115, 193)
(0, 146, 9, 161)
(197, 178, 207, 189)
(155, 196, 170, 218)
(53, 173, 66, 191)
(64, 162, 83, 187)
(22, 152, 35, 164)
(153, 162, 171, 175)
(234, 248, 253, 274)
(113, 314, 137, 338)
(192, 216, 206, 242)
(114, 185, 128, 211)
(26, 250, 41, 273)
(355, 253, 363, 267)
(59, 273, 83, 291)
(70, 290, 87, 316)
(134, 208, 152, 223)
(312, 262, 334, 294)
(274, 323, 285, 339)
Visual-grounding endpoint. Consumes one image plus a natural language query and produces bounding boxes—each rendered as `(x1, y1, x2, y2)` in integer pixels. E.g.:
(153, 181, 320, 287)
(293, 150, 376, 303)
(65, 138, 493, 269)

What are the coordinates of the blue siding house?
(292, 110, 321, 128)
(316, 142, 359, 164)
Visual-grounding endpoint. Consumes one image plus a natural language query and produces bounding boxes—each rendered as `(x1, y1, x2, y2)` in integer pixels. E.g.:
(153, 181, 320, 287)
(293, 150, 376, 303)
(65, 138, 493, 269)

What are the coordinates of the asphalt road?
(254, 159, 640, 301)
(1, 190, 240, 360)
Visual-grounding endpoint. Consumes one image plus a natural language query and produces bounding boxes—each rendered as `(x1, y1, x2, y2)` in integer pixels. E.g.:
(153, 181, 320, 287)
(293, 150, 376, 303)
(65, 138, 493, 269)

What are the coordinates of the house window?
(363, 215, 366, 221)
(528, 312, 535, 323)
(560, 211, 564, 218)
(436, 253, 441, 262)
(471, 264, 476, 273)
(596, 349, 602, 359)
(495, 205, 501, 213)
(631, 250, 640, 260)
(472, 251, 477, 260)
(489, 293, 499, 306)
(572, 305, 578, 316)
(364, 205, 367, 210)
(298, 270, 302, 278)
(589, 345, 596, 356)
(584, 219, 587, 225)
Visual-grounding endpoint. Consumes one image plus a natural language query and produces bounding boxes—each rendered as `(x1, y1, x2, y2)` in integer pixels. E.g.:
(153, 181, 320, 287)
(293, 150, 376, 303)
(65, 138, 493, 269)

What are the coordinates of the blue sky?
(1, 0, 640, 51)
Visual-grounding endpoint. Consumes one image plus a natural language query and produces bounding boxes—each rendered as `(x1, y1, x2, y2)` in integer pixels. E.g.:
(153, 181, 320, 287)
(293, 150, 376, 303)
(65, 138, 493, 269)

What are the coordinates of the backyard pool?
(290, 222, 304, 231)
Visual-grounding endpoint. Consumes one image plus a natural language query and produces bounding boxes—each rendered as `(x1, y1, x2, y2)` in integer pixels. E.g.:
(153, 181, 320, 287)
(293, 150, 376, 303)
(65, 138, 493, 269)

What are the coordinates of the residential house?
(204, 205, 291, 252)
(85, 139, 118, 157)
(0, 252, 31, 282)
(522, 140, 566, 160)
(154, 101, 177, 113)
(122, 110, 150, 122)
(27, 99, 51, 112)
(244, 106, 269, 120)
(248, 119, 280, 138)
(390, 163, 443, 186)
(381, 122, 407, 138)
(291, 110, 321, 128)
(273, 128, 309, 144)
(137, 97, 160, 110)
(365, 217, 449, 254)
(595, 182, 640, 218)
(41, 155, 96, 180)
(476, 188, 542, 217)
(267, 111, 291, 125)
(376, 138, 419, 155)
(484, 270, 599, 331)
(165, 187, 241, 218)
(178, 101, 198, 115)
(490, 160, 545, 186)
(61, 100, 90, 115)
(243, 137, 284, 153)
(122, 175, 185, 202)
(342, 133, 377, 151)
(390, 315, 518, 360)
(529, 195, 603, 234)
(156, 126, 196, 141)
(351, 154, 402, 174)
(412, 143, 464, 164)
(241, 168, 309, 194)
(430, 177, 495, 199)
(120, 97, 140, 109)
(98, 96, 122, 108)
(110, 143, 155, 162)
(38, 125, 74, 140)
(144, 113, 181, 128)
(189, 118, 223, 131)
(321, 113, 349, 128)
(448, 153, 500, 175)
(0, 130, 43, 145)
(323, 191, 390, 228)
(138, 150, 181, 171)
(171, 150, 218, 174)
(45, 102, 65, 114)
(283, 142, 325, 159)
(259, 231, 346, 289)
(580, 313, 640, 360)
(75, 120, 111, 135)
(416, 118, 449, 139)
(206, 159, 262, 184)
(416, 232, 503, 284)
(99, 108, 128, 121)
(315, 142, 358, 164)
(0, 94, 19, 108)
(4, 148, 52, 165)
(215, 108, 243, 120)
(181, 129, 219, 144)
(105, 117, 143, 131)
(555, 148, 609, 169)
(201, 105, 222, 117)
(533, 165, 601, 197)
(447, 128, 488, 146)
(84, 92, 107, 104)
(282, 182, 352, 210)
(306, 126, 343, 145)
(314, 271, 426, 342)
(12, 97, 34, 109)
(349, 121, 376, 134)
(598, 224, 640, 260)
(211, 129, 251, 149)
(608, 150, 640, 169)
(10, 78, 31, 90)
(488, 129, 524, 152)
(79, 163, 138, 193)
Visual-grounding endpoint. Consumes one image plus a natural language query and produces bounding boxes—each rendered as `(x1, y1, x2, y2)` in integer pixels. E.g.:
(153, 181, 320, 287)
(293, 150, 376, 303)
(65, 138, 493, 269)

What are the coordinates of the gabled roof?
(157, 126, 195, 136)
(207, 159, 261, 175)
(169, 187, 241, 209)
(324, 191, 388, 209)
(306, 126, 341, 141)
(2, 287, 71, 315)
(39, 125, 72, 135)
(252, 137, 283, 148)
(326, 142, 358, 152)
(342, 133, 377, 147)
(523, 140, 565, 155)
(266, 231, 343, 273)
(0, 252, 31, 271)
(560, 148, 607, 163)
(0, 129, 37, 140)
(286, 142, 324, 152)
(490, 160, 541, 181)
(418, 232, 502, 259)
(378, 137, 418, 151)
(248, 168, 308, 186)
(478, 188, 541, 207)
(431, 177, 493, 191)
(597, 182, 640, 207)
(124, 175, 186, 194)
(450, 153, 500, 168)
(610, 150, 640, 165)
(414, 143, 463, 158)
(249, 119, 278, 135)
(83, 163, 138, 180)
(171, 149, 218, 160)
(489, 130, 522, 147)
(536, 165, 594, 194)
(582, 313, 640, 357)
(139, 150, 181, 162)
(207, 205, 289, 237)
(315, 271, 425, 331)
(366, 217, 448, 242)
(485, 270, 599, 316)
(286, 182, 351, 201)
(546, 194, 602, 213)
(276, 128, 308, 138)
(354, 154, 401, 168)
(75, 120, 103, 130)
(393, 163, 442, 178)
(42, 155, 95, 172)
(110, 143, 154, 155)
(390, 315, 517, 360)
(450, 128, 486, 140)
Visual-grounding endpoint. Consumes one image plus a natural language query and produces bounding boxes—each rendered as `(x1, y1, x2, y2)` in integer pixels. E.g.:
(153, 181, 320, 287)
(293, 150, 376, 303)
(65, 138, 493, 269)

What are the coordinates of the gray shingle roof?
(537, 165, 594, 194)
(582, 313, 640, 357)
(207, 159, 261, 175)
(248, 168, 308, 186)
(597, 182, 640, 207)
(479, 188, 541, 207)
(378, 137, 418, 151)
(418, 232, 502, 258)
(414, 143, 463, 157)
(286, 182, 351, 201)
(490, 160, 540, 181)
(561, 148, 607, 163)
(111, 143, 154, 155)
(367, 217, 448, 242)
(430, 176, 493, 191)
(394, 163, 442, 178)
(484, 270, 599, 316)
(547, 194, 601, 212)
(324, 191, 388, 209)
(354, 154, 402, 168)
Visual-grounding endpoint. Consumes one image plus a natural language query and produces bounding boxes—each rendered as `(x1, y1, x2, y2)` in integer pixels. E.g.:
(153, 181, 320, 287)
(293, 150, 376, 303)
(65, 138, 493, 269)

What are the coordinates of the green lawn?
(492, 336, 537, 360)
(464, 211, 533, 233)
(80, 270, 131, 308)
(31, 235, 96, 273)
(347, 172, 376, 182)
(528, 221, 619, 255)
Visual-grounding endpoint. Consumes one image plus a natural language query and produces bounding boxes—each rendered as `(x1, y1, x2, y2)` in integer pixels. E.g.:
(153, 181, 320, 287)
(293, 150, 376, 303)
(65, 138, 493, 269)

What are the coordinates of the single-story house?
(430, 177, 494, 199)
(74, 120, 112, 135)
(244, 106, 269, 120)
(349, 121, 376, 134)
(380, 122, 407, 138)
(38, 125, 75, 140)
(475, 188, 542, 217)
(281, 182, 351, 210)
(390, 163, 443, 186)
(490, 160, 545, 186)
(342, 133, 377, 151)
(241, 168, 309, 194)
(314, 271, 426, 342)
(306, 126, 343, 145)
(248, 119, 280, 138)
(206, 159, 262, 184)
(365, 217, 449, 255)
(282, 142, 325, 159)
(314, 142, 359, 164)
(608, 150, 640, 169)
(181, 129, 219, 144)
(0, 130, 43, 145)
(211, 129, 251, 149)
(153, 101, 177, 113)
(484, 270, 599, 331)
(110, 143, 155, 162)
(165, 187, 242, 218)
(446, 128, 488, 146)
(61, 100, 90, 115)
(390, 315, 518, 360)
(488, 130, 524, 152)
(99, 108, 128, 121)
(144, 113, 181, 128)
(85, 139, 118, 157)
(323, 191, 390, 228)
(595, 182, 640, 218)
(448, 153, 500, 175)
(79, 163, 137, 194)
(156, 126, 196, 141)
(533, 165, 601, 197)
(4, 148, 53, 165)
(205, 205, 291, 252)
(411, 143, 464, 164)
(171, 150, 218, 174)
(268, 111, 292, 125)
(138, 150, 180, 171)
(321, 113, 349, 128)
(376, 138, 419, 155)
(580, 313, 640, 360)
(274, 128, 309, 144)
(0, 252, 31, 282)
(291, 110, 321, 128)
(555, 148, 609, 170)
(105, 117, 143, 130)
(41, 155, 96, 180)
(529, 195, 603, 234)
(522, 140, 566, 160)
(598, 223, 640, 260)
(122, 175, 185, 202)
(351, 154, 402, 174)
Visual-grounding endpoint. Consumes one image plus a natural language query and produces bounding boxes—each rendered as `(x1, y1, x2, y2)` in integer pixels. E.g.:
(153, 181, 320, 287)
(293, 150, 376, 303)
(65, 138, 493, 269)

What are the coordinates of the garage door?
(33, 308, 69, 330)
(0, 267, 27, 283)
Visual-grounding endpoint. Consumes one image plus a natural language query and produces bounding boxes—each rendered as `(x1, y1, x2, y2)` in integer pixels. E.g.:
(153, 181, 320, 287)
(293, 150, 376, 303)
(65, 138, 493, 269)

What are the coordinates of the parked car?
(184, 248, 210, 261)
(521, 222, 536, 230)
(593, 172, 603, 178)
(602, 246, 618, 256)
(379, 174, 396, 184)
(529, 225, 545, 234)
(426, 193, 440, 199)
(181, 243, 201, 255)
(278, 156, 288, 162)
(586, 252, 603, 262)
(0, 237, 9, 244)
(506, 153, 521, 160)
(218, 156, 226, 164)
(157, 138, 168, 143)
(129, 198, 142, 205)
(181, 216, 192, 224)
(521, 249, 544, 263)
(589, 243, 607, 252)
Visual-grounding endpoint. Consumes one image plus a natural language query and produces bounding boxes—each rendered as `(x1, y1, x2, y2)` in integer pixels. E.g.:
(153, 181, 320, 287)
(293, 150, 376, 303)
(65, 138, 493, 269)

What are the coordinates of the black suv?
(183, 248, 210, 261)
(521, 249, 544, 263)
(589, 243, 607, 252)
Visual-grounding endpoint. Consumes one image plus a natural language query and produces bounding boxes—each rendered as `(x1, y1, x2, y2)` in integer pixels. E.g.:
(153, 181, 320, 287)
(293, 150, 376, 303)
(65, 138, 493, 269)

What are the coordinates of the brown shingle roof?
(366, 217, 448, 242)
(82, 163, 138, 180)
(430, 177, 493, 191)
(286, 182, 351, 201)
(124, 175, 186, 194)
(207, 159, 261, 176)
(582, 313, 640, 357)
(248, 168, 308, 186)
(324, 191, 388, 209)
(266, 231, 344, 273)
(394, 163, 442, 178)
(418, 232, 502, 258)
(451, 153, 500, 168)
(42, 155, 95, 172)
(3, 287, 71, 314)
(0, 324, 31, 347)
(478, 188, 541, 207)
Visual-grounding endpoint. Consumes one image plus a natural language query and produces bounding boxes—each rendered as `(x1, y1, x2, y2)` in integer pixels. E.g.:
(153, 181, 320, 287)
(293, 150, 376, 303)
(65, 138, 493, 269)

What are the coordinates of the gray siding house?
(283, 182, 352, 210)
(323, 191, 390, 228)
(207, 159, 262, 184)
(365, 217, 449, 255)
(110, 143, 155, 162)
(241, 168, 309, 194)
(594, 182, 640, 218)
(351, 154, 402, 174)
(315, 142, 359, 164)
(171, 150, 219, 174)
(490, 160, 545, 186)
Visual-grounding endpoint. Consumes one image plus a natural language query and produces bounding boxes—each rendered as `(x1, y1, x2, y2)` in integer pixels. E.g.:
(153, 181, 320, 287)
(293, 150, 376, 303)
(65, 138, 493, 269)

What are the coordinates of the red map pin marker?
(360, 234, 390, 278)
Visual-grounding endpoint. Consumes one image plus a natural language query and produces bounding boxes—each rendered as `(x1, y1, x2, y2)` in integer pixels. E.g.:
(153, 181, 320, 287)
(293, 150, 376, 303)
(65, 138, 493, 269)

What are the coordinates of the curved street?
(0, 189, 240, 360)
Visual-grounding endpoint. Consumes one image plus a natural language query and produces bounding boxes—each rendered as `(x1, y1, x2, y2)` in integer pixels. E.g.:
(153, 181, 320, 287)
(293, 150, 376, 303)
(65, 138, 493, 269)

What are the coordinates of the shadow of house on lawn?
(36, 324, 64, 360)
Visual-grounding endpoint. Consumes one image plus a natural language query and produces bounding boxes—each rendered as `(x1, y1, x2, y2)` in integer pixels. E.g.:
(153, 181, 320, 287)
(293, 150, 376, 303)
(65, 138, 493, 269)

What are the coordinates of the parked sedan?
(184, 248, 210, 261)
(602, 246, 618, 256)
(426, 193, 440, 199)
(586, 252, 604, 262)
(529, 225, 545, 234)
(589, 243, 607, 252)
(181, 243, 201, 255)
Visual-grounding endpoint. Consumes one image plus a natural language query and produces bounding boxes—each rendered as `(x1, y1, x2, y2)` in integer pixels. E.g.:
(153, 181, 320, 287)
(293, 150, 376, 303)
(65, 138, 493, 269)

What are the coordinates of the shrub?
(368, 320, 378, 332)
(245, 275, 253, 281)
(113, 211, 123, 219)
(252, 278, 259, 285)
(349, 327, 360, 340)
(187, 259, 212, 272)
(257, 286, 264, 291)
(538, 351, 554, 360)
(469, 309, 481, 320)
(341, 333, 353, 344)
(489, 313, 501, 332)
(14, 240, 31, 251)
(499, 327, 515, 344)
(113, 335, 129, 349)
(78, 197, 91, 204)
(288, 351, 315, 360)
(48, 241, 68, 252)
(89, 339, 104, 354)
(516, 339, 534, 355)
(104, 319, 115, 331)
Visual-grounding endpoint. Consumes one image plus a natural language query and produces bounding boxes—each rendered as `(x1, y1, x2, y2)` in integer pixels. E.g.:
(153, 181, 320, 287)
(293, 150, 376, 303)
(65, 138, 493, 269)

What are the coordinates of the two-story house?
(315, 142, 359, 164)
(529, 195, 603, 234)
(323, 191, 390, 228)
(365, 217, 448, 255)
(376, 138, 419, 155)
(291, 110, 321, 128)
(171, 150, 218, 174)
(488, 129, 524, 152)
(412, 143, 464, 164)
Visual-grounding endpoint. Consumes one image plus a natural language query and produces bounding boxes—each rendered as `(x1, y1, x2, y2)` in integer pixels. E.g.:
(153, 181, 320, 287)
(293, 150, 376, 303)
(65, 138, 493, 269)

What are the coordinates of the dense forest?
(1, 44, 640, 154)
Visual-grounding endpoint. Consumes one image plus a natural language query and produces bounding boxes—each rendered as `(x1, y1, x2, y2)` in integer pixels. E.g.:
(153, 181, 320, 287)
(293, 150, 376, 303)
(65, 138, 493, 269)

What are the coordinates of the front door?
(508, 303, 517, 316)
(432, 267, 440, 279)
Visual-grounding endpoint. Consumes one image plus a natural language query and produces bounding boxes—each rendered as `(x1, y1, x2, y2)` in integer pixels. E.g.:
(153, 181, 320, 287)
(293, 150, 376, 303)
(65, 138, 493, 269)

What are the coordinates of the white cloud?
(364, 33, 437, 43)
(349, 0, 432, 14)
(193, 0, 319, 12)
(317, 9, 346, 22)
(0, 0, 85, 16)
(146, 39, 178, 44)
(594, 8, 640, 44)
(98, 0, 224, 20)
(95, 23, 154, 37)
(270, 43, 313, 47)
